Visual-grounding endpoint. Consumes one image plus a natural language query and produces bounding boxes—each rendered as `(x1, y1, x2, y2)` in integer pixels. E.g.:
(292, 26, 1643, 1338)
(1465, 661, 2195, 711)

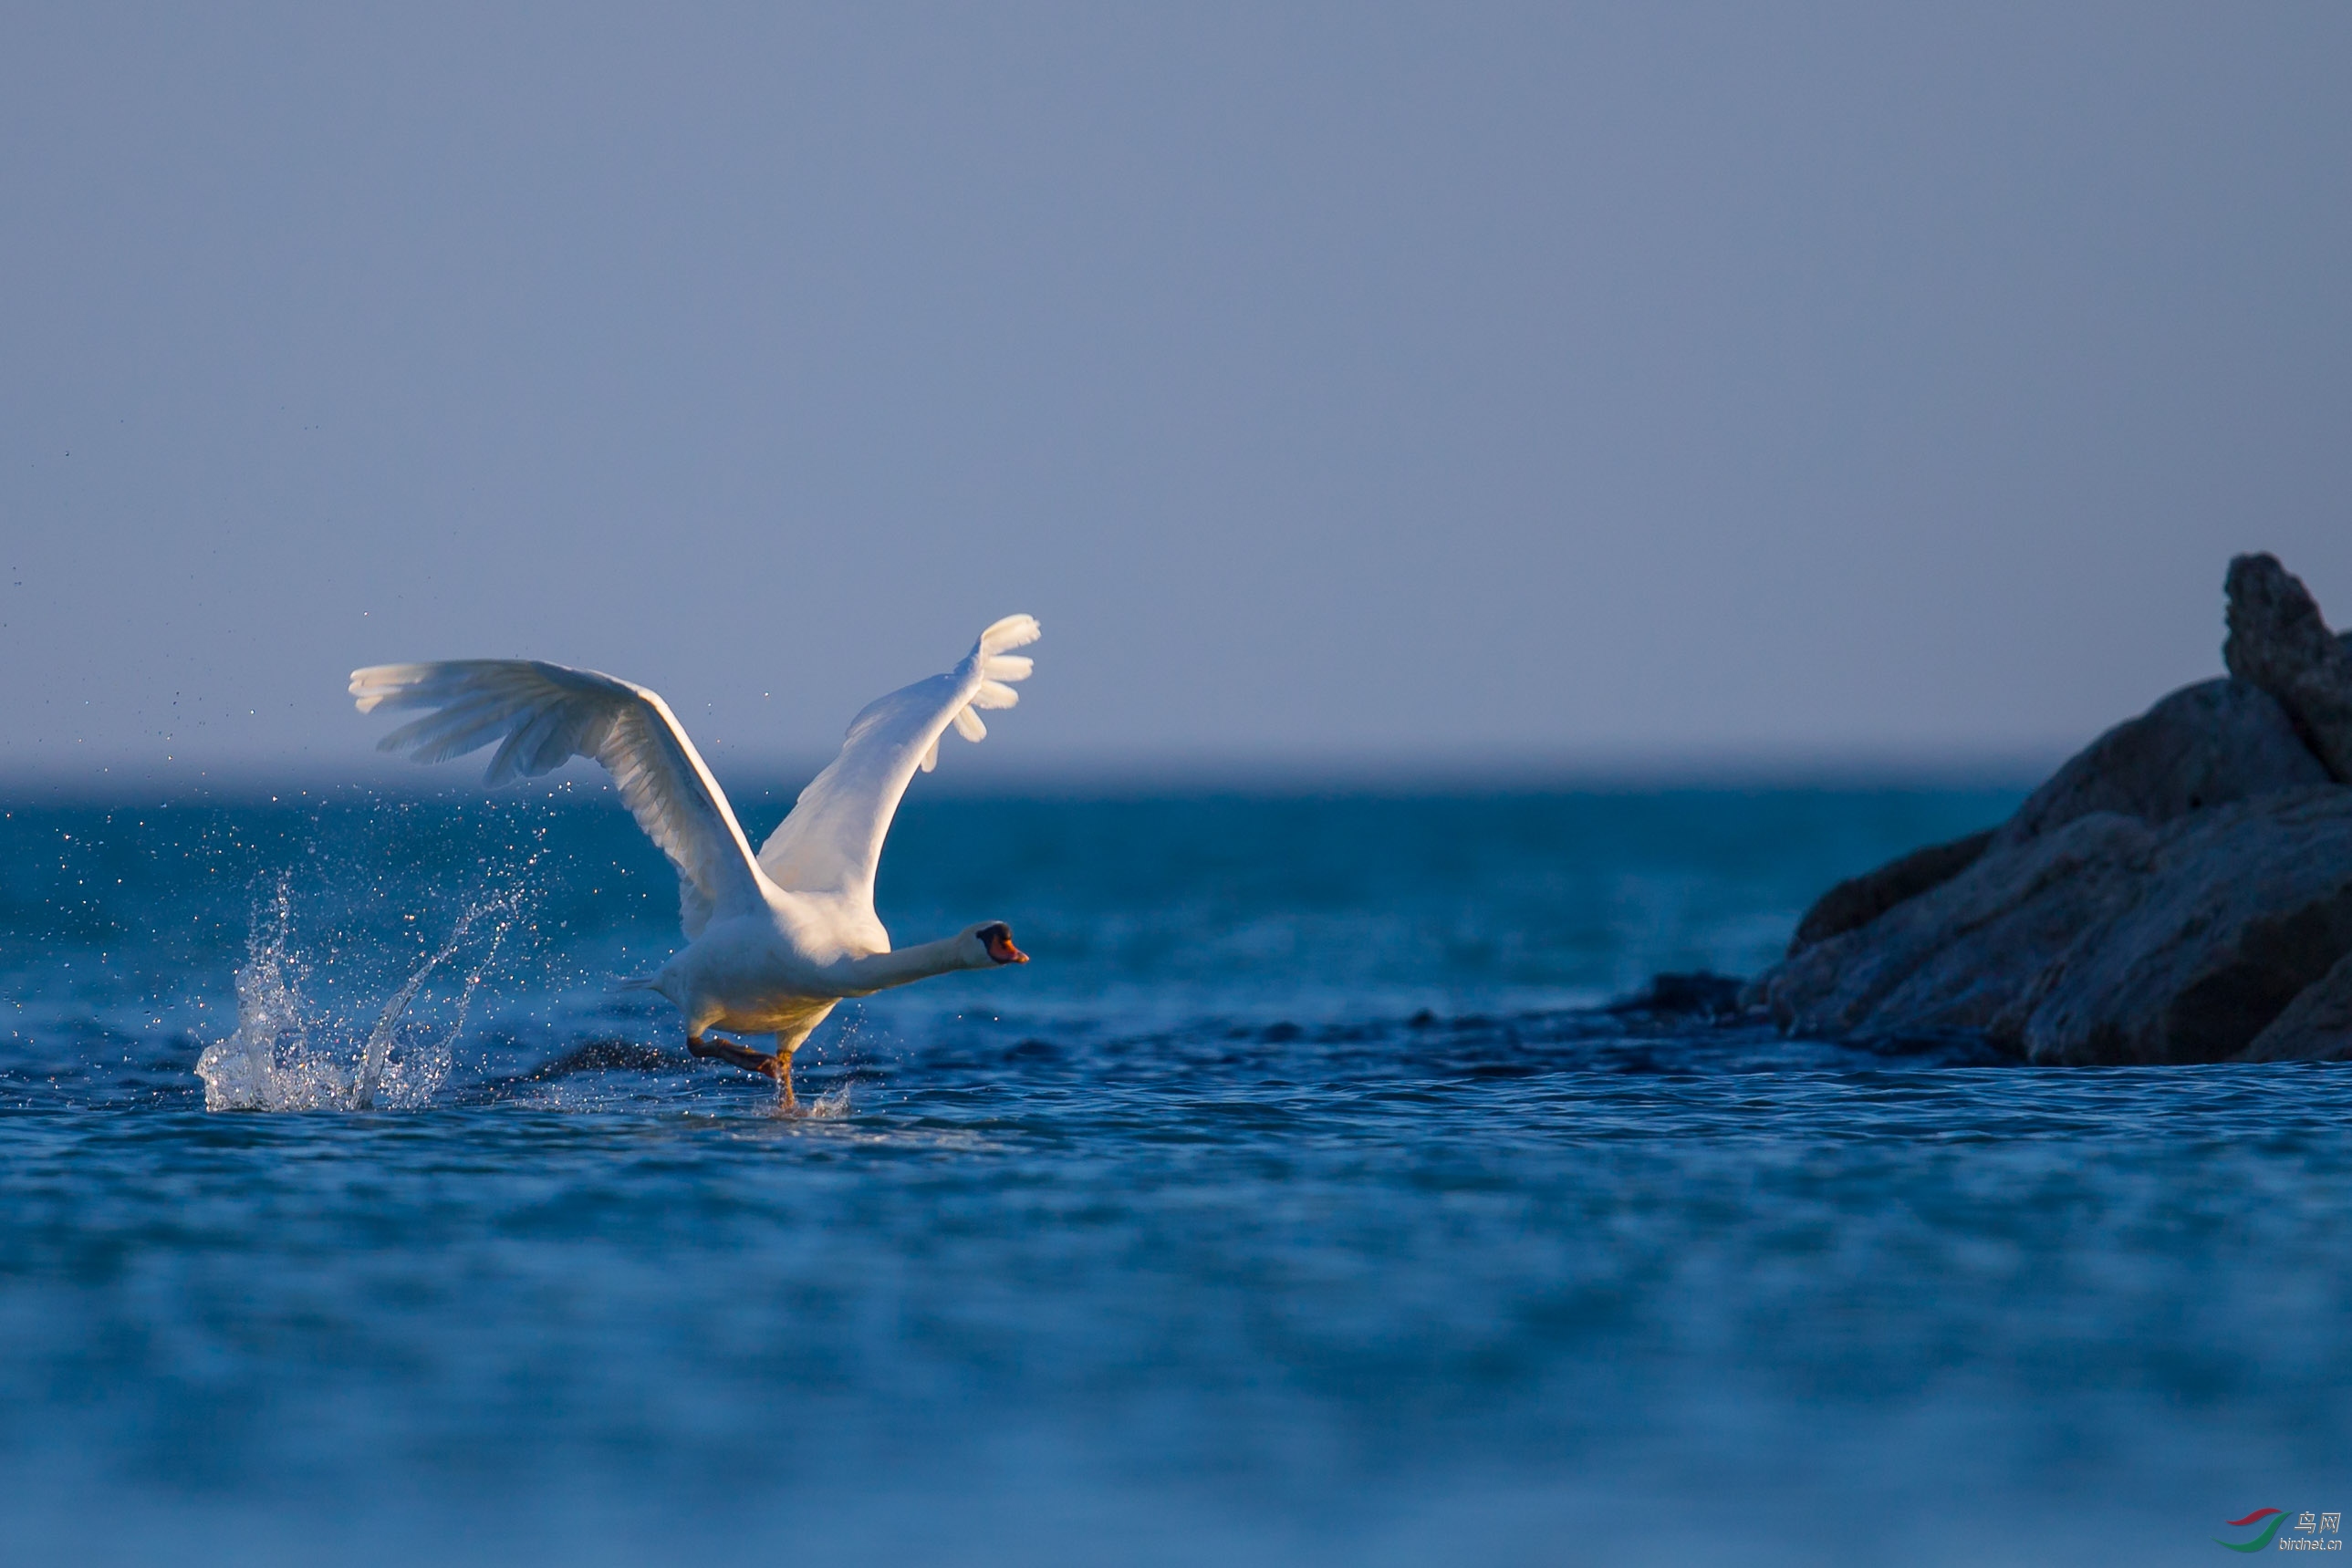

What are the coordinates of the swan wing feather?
(756, 616, 1038, 905)
(349, 659, 766, 939)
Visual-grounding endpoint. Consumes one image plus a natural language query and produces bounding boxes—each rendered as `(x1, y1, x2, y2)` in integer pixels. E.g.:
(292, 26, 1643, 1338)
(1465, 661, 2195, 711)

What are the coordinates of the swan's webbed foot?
(687, 1033, 785, 1081)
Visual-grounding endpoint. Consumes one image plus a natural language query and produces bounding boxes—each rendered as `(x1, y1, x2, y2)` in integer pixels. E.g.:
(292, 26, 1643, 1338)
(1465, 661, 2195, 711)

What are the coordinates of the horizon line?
(0, 744, 2059, 803)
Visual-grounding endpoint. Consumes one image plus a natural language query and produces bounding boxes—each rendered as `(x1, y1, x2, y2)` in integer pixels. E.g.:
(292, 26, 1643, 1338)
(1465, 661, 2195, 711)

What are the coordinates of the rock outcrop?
(2239, 950, 2352, 1062)
(1987, 678, 2326, 851)
(1764, 789, 2352, 1063)
(1787, 829, 1994, 955)
(2223, 553, 2352, 780)
(1754, 553, 2352, 1064)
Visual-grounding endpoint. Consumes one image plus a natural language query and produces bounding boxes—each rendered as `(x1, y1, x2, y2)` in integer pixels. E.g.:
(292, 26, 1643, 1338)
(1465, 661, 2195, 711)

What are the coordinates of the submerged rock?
(1756, 552, 2352, 1064)
(1608, 971, 1747, 1018)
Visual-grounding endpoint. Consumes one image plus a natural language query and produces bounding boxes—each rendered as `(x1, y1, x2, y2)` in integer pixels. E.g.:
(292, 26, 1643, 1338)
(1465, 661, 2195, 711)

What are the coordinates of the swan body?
(350, 615, 1040, 1097)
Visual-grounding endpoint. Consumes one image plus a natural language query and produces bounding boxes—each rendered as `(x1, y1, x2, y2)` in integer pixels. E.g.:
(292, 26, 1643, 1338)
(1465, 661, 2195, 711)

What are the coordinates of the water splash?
(195, 878, 518, 1112)
(778, 1083, 857, 1120)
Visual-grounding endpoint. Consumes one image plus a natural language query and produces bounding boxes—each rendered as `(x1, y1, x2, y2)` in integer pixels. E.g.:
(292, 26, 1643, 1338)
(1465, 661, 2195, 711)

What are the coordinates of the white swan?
(349, 615, 1040, 1101)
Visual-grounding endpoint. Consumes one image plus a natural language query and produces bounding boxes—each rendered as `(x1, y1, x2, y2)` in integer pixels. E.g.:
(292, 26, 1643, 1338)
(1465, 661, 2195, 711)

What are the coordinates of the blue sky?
(5, 4, 2348, 781)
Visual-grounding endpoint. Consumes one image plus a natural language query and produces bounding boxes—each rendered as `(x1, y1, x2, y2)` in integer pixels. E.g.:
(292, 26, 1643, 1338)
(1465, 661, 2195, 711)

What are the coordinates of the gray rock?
(1764, 811, 2155, 1045)
(2223, 552, 2352, 781)
(1991, 678, 2327, 851)
(2016, 787, 2352, 1063)
(1786, 829, 1994, 955)
(1754, 552, 2352, 1064)
(2236, 950, 2352, 1061)
(1763, 786, 2352, 1063)
(1779, 671, 2321, 962)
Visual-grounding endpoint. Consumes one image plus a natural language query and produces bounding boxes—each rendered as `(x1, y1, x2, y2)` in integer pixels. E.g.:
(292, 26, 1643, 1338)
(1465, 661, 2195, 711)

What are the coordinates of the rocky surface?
(1754, 553, 2352, 1064)
(1987, 678, 2326, 852)
(1786, 829, 1993, 955)
(2240, 950, 2352, 1062)
(2222, 552, 2352, 780)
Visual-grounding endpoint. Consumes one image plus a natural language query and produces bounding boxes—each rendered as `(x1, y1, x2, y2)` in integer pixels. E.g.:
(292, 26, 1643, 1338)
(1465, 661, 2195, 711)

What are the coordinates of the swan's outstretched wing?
(756, 616, 1039, 907)
(349, 659, 767, 939)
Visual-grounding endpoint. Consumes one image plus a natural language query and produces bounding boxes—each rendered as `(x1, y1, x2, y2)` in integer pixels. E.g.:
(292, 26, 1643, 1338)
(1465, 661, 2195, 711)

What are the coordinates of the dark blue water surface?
(5, 784, 2349, 1564)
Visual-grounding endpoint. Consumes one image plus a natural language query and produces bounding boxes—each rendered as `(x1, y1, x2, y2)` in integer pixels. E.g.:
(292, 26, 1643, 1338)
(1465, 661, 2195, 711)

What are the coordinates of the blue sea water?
(4, 782, 2349, 1564)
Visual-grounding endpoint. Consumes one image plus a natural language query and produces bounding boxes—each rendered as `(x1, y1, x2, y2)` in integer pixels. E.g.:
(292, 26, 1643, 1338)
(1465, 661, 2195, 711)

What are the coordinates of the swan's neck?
(842, 937, 974, 992)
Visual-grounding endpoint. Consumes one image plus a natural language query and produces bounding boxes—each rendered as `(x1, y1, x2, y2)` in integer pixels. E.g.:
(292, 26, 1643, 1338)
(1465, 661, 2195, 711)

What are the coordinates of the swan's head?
(965, 920, 1029, 968)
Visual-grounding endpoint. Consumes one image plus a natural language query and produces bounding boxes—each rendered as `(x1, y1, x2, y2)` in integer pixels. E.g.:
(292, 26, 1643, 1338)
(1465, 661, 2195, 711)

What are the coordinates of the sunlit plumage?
(349, 616, 1040, 1100)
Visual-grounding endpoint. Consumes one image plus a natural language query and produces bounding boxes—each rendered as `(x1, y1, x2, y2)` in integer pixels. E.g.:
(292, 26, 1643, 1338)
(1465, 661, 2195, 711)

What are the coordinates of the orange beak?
(985, 929, 1029, 965)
